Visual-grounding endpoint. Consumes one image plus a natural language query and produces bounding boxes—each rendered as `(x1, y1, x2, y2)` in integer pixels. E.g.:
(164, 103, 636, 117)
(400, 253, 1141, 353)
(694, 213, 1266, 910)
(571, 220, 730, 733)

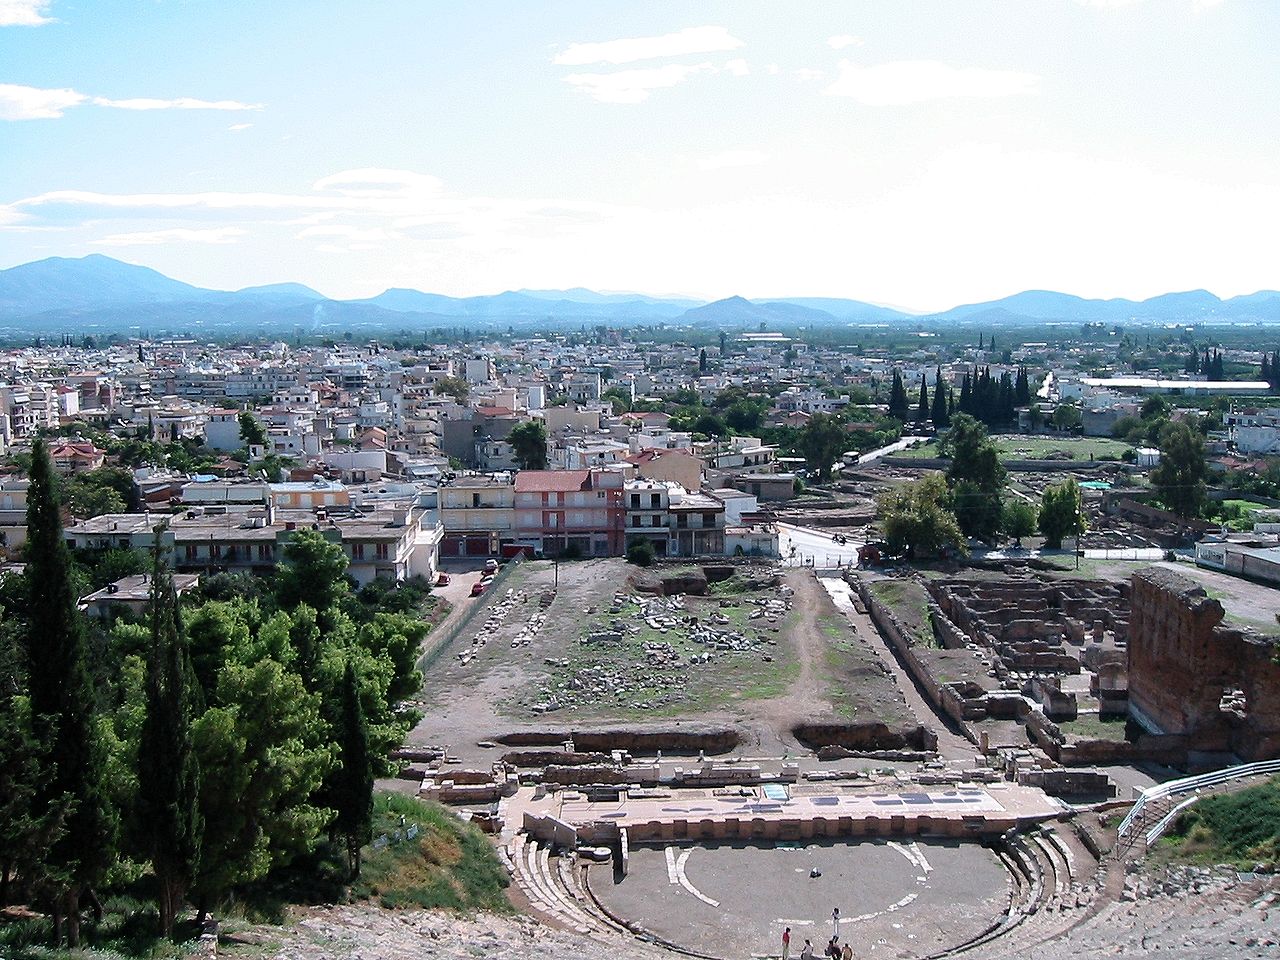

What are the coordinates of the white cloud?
(793, 68, 825, 82)
(562, 62, 718, 103)
(725, 58, 749, 77)
(0, 0, 53, 26)
(91, 227, 247, 246)
(827, 34, 864, 50)
(92, 96, 262, 111)
(312, 168, 443, 198)
(553, 25, 742, 66)
(825, 60, 1040, 105)
(0, 82, 260, 120)
(0, 83, 85, 119)
(697, 150, 768, 171)
(228, 122, 252, 131)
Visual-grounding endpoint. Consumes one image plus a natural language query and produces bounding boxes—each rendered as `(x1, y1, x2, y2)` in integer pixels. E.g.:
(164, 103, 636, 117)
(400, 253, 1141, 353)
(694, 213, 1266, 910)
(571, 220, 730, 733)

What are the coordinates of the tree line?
(0, 439, 426, 945)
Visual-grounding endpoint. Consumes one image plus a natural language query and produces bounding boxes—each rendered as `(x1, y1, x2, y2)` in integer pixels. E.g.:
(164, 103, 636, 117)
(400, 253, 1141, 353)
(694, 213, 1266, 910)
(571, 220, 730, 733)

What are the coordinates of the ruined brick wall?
(1128, 567, 1280, 761)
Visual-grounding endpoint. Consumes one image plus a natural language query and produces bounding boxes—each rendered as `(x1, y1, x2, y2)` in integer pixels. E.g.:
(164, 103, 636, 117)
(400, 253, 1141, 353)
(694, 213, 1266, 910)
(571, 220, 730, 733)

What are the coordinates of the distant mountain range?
(1, 254, 1278, 336)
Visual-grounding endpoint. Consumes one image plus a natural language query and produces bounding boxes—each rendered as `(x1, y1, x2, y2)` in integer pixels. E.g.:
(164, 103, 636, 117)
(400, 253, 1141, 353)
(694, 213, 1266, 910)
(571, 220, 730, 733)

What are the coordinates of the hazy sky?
(1, 0, 1277, 310)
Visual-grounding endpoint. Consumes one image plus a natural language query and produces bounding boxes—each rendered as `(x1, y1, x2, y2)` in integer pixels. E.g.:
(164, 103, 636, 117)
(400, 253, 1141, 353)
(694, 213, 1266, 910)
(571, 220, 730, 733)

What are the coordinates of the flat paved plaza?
(591, 839, 1010, 958)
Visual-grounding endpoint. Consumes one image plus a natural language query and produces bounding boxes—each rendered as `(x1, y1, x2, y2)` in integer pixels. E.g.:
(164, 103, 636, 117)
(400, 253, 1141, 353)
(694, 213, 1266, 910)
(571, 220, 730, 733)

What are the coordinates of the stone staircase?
(930, 826, 1102, 960)
(506, 834, 633, 943)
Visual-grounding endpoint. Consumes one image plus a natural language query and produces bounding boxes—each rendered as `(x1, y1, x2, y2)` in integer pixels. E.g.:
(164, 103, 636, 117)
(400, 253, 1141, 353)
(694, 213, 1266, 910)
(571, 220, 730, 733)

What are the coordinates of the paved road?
(778, 522, 862, 568)
(854, 434, 930, 465)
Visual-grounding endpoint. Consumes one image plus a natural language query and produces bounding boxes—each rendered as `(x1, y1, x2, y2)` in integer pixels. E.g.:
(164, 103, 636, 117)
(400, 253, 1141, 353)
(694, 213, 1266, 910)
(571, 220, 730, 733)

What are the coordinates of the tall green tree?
(333, 660, 373, 880)
(887, 370, 910, 421)
(276, 529, 350, 614)
(915, 379, 929, 424)
(1039, 478, 1085, 549)
(237, 410, 267, 448)
(798, 413, 846, 482)
(941, 414, 1007, 543)
(23, 437, 118, 945)
(0, 689, 50, 908)
(508, 419, 548, 470)
(1152, 420, 1209, 519)
(930, 370, 949, 427)
(137, 561, 203, 937)
(878, 472, 966, 560)
(1001, 499, 1038, 548)
(190, 657, 334, 918)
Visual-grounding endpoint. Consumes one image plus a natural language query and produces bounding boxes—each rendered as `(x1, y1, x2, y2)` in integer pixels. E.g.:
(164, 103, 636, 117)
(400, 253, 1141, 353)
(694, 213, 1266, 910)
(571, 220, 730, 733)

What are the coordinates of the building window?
(351, 543, 365, 560)
(631, 515, 641, 527)
(677, 514, 688, 529)
(703, 512, 717, 526)
(651, 493, 661, 508)
(630, 494, 640, 507)
(375, 542, 389, 560)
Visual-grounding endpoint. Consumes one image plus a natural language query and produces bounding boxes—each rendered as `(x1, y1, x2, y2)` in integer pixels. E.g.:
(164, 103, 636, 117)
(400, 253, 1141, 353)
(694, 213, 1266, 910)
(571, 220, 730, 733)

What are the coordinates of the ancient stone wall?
(1128, 567, 1280, 761)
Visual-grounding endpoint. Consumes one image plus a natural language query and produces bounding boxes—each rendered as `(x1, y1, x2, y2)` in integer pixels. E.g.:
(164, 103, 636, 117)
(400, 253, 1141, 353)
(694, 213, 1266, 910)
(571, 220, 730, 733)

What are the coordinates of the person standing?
(800, 938, 815, 959)
(841, 941, 853, 960)
(782, 927, 792, 960)
(832, 907, 840, 939)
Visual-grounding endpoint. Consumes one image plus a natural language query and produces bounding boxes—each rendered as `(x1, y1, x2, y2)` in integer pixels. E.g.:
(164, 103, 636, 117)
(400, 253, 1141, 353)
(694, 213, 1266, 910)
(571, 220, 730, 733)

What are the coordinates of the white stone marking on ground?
(665, 846, 679, 885)
(887, 841, 920, 871)
(909, 841, 933, 874)
(675, 848, 720, 907)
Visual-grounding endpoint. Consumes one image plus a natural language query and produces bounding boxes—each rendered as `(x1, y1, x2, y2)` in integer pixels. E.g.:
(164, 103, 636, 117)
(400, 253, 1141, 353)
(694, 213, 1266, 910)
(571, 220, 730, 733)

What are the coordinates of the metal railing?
(1117, 758, 1280, 845)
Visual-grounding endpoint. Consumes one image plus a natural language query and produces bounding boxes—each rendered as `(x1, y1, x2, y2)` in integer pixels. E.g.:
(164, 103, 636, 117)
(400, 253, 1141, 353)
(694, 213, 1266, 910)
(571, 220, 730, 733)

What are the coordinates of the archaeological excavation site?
(388, 555, 1280, 958)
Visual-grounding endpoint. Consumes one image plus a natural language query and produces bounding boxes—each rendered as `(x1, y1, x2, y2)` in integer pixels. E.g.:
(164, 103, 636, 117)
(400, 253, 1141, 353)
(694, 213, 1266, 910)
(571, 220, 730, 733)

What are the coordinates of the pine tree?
(887, 369, 910, 421)
(334, 660, 373, 880)
(915, 379, 929, 424)
(958, 373, 972, 415)
(24, 437, 117, 945)
(1263, 353, 1271, 385)
(137, 557, 203, 937)
(979, 332, 984, 351)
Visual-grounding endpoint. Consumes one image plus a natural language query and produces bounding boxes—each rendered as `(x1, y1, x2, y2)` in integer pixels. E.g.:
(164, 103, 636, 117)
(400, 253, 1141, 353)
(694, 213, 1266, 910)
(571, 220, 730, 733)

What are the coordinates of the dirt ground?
(408, 559, 918, 763)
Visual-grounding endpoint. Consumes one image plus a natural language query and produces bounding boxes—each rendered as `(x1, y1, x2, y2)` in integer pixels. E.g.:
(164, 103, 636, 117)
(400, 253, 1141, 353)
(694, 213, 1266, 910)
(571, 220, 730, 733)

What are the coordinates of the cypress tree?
(999, 372, 1016, 424)
(334, 660, 373, 880)
(958, 373, 972, 414)
(887, 369, 910, 421)
(137, 556, 203, 937)
(930, 370, 949, 427)
(916, 379, 929, 424)
(24, 437, 117, 945)
(1014, 366, 1031, 407)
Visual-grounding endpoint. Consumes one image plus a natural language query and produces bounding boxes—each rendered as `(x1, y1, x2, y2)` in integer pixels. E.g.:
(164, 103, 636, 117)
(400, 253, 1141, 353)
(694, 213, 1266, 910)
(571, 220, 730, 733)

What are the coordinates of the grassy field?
(898, 435, 1133, 462)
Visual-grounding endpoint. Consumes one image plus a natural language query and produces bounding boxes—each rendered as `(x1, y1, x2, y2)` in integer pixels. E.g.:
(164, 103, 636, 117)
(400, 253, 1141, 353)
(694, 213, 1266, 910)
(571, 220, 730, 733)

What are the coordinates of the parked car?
(435, 572, 451, 587)
(470, 580, 487, 597)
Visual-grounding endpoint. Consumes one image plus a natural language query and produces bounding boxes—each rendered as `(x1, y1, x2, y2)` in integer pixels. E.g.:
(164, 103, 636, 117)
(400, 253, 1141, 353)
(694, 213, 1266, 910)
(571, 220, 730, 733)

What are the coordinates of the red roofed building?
(48, 442, 106, 475)
(513, 469, 625, 557)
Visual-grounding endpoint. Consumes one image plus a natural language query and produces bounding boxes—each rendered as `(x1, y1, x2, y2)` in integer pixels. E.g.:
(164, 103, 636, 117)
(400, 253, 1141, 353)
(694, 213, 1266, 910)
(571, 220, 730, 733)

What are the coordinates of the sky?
(1, 0, 1278, 311)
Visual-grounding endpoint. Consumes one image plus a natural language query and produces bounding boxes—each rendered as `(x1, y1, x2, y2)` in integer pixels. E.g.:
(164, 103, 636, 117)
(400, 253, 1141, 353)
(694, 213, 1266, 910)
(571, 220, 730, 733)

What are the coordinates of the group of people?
(781, 924, 853, 960)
